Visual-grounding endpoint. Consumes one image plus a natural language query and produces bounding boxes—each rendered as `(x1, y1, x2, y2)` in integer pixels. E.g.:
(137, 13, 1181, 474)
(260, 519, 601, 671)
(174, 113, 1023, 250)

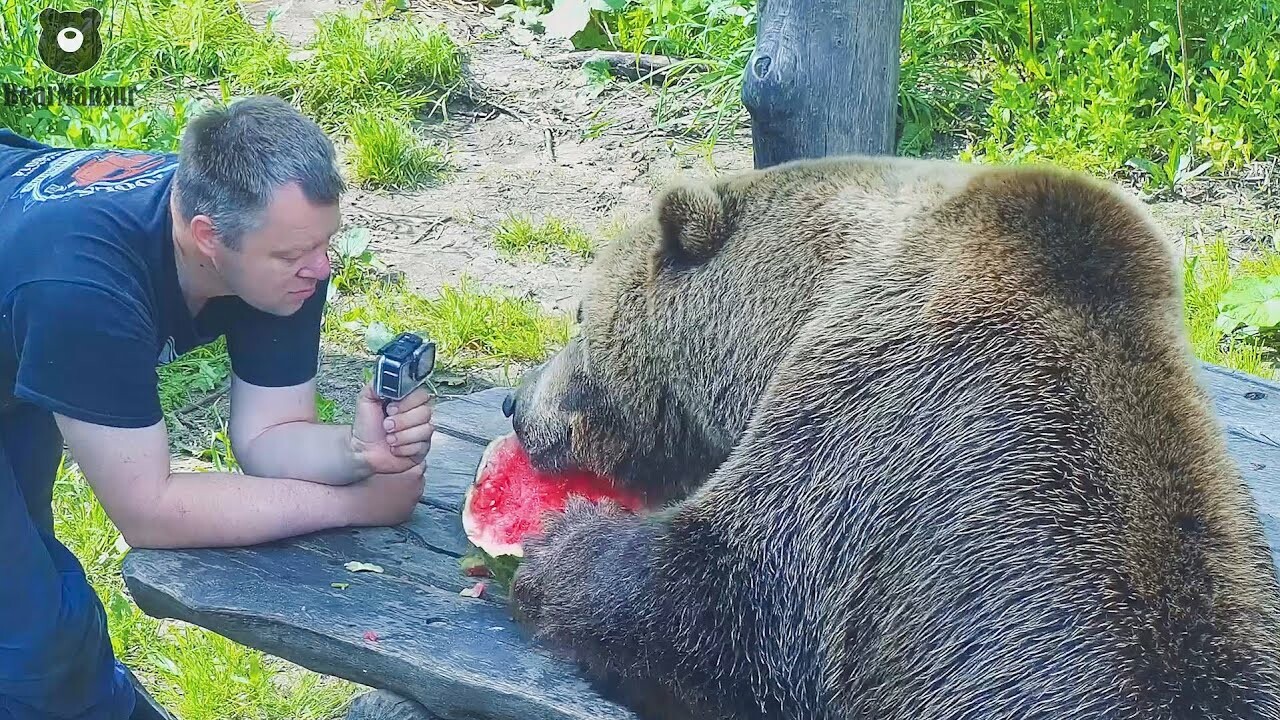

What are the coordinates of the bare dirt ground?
(244, 0, 756, 318)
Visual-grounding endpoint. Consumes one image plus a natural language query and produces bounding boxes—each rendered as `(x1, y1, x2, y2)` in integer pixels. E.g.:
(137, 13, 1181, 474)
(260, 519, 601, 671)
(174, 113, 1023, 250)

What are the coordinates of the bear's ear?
(81, 7, 102, 28)
(655, 181, 725, 265)
(39, 7, 58, 28)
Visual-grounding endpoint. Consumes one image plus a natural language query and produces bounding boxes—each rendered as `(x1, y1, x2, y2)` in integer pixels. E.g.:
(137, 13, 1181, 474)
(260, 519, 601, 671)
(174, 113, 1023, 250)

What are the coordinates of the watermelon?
(461, 433, 647, 559)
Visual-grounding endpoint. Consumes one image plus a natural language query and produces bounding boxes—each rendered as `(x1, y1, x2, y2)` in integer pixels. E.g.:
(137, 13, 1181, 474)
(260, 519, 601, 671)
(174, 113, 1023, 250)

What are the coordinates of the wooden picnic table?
(121, 362, 1280, 720)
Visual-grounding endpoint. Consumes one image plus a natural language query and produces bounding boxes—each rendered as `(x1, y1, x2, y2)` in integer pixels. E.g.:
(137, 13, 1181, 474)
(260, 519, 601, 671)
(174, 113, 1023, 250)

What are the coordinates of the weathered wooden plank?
(402, 501, 471, 559)
(418, 431, 487, 513)
(123, 520, 638, 720)
(1194, 363, 1280, 569)
(1198, 363, 1280, 441)
(431, 388, 514, 447)
(124, 388, 639, 720)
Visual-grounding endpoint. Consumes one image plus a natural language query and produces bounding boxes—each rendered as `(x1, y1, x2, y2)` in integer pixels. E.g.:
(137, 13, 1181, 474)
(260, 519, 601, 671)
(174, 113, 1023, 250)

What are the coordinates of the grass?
(230, 5, 464, 136)
(493, 213, 595, 262)
(503, 0, 1280, 176)
(3, 0, 1280, 713)
(346, 109, 451, 189)
(325, 274, 574, 382)
(0, 0, 462, 189)
(1183, 237, 1280, 379)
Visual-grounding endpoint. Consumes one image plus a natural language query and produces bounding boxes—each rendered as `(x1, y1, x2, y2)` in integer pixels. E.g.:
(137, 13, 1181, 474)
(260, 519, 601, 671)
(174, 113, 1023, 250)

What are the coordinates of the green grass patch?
(1183, 239, 1280, 379)
(229, 4, 464, 135)
(493, 213, 594, 262)
(1, 0, 270, 150)
(323, 227, 573, 381)
(326, 274, 573, 377)
(157, 338, 231, 414)
(346, 109, 451, 189)
(1, 0, 466, 188)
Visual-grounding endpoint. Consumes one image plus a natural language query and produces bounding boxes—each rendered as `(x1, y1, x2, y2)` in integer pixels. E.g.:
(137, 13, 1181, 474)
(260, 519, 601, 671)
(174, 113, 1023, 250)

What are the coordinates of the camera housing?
(374, 332, 436, 401)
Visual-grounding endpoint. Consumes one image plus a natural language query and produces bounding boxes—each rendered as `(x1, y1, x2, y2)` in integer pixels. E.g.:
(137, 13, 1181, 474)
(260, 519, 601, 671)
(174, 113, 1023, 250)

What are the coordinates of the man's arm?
(227, 372, 435, 486)
(55, 412, 424, 549)
(227, 372, 368, 485)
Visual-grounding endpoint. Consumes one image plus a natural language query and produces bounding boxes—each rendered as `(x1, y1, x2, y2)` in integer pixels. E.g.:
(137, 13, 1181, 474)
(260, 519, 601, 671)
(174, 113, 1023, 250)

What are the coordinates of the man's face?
(213, 183, 338, 316)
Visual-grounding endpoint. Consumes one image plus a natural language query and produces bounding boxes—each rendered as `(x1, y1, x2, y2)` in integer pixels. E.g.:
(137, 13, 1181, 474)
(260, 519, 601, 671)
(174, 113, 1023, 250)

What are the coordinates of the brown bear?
(502, 153, 1280, 720)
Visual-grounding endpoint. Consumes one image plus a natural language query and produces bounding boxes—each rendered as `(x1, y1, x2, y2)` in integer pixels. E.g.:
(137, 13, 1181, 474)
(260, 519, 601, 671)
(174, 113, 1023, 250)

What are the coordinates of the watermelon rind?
(462, 434, 527, 558)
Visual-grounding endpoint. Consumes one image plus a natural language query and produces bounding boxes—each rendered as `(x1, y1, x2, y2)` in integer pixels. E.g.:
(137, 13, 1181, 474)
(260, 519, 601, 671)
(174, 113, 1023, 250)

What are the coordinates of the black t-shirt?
(0, 129, 329, 429)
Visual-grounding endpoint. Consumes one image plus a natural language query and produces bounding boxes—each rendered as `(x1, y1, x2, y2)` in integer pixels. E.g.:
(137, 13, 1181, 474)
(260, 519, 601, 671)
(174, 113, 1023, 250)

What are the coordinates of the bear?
(37, 7, 103, 76)
(501, 153, 1280, 720)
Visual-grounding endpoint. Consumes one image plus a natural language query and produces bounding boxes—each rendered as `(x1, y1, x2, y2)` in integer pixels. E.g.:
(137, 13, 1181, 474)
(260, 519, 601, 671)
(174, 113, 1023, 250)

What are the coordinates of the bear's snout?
(58, 28, 84, 53)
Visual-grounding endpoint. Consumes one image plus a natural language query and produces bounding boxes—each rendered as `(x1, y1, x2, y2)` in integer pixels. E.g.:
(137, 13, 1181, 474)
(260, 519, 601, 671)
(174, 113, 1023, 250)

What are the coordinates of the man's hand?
(351, 381, 435, 478)
(229, 373, 434, 487)
(346, 461, 427, 527)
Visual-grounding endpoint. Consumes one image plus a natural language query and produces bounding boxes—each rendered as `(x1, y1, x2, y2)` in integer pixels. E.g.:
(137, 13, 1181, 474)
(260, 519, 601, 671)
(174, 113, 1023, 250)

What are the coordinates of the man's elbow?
(111, 475, 186, 549)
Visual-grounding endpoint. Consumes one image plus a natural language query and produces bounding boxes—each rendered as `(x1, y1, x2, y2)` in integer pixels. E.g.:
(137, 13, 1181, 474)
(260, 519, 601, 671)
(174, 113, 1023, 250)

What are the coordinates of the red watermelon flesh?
(462, 433, 646, 558)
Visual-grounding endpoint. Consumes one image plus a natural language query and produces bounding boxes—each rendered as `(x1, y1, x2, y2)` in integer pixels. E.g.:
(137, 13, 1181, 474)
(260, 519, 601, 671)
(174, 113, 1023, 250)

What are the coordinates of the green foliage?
(0, 0, 259, 149)
(493, 213, 594, 262)
(328, 275, 574, 377)
(156, 338, 231, 414)
(492, 0, 1280, 173)
(347, 109, 451, 189)
(229, 5, 463, 135)
(1183, 238, 1280, 379)
(1, 0, 463, 188)
(1216, 276, 1280, 336)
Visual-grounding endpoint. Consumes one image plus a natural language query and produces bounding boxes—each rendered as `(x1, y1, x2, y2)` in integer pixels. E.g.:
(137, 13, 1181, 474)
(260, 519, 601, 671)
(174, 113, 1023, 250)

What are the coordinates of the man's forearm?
(120, 470, 356, 549)
(234, 420, 369, 486)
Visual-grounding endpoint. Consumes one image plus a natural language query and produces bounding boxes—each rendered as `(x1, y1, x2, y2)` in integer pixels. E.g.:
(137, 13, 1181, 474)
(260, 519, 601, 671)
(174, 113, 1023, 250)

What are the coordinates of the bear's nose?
(502, 393, 516, 418)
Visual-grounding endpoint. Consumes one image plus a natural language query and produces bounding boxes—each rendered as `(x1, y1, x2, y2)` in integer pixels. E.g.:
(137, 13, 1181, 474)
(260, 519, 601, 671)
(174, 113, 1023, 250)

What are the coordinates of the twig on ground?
(474, 95, 530, 125)
(543, 126, 556, 163)
(413, 216, 453, 244)
(174, 381, 231, 417)
(543, 50, 707, 82)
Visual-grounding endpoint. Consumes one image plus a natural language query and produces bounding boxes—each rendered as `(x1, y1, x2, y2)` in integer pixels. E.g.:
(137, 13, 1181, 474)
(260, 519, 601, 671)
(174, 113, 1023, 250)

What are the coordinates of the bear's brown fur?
(503, 154, 1280, 720)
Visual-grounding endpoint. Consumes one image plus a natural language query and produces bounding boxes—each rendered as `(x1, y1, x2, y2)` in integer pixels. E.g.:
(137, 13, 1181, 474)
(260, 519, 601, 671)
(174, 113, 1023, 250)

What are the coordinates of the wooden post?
(741, 0, 906, 169)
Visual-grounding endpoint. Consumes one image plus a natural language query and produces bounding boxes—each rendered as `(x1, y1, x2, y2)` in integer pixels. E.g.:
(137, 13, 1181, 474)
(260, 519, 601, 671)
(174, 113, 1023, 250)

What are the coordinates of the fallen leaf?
(331, 582, 350, 590)
(460, 582, 487, 598)
(363, 630, 379, 642)
(345, 561, 384, 573)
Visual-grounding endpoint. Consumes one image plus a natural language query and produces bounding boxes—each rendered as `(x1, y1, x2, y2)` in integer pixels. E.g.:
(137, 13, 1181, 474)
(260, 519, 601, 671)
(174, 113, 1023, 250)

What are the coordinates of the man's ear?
(655, 180, 726, 265)
(188, 214, 223, 258)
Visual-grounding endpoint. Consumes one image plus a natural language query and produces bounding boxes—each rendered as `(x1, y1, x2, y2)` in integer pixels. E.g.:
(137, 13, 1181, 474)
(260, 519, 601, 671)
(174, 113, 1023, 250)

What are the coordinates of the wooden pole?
(741, 0, 906, 169)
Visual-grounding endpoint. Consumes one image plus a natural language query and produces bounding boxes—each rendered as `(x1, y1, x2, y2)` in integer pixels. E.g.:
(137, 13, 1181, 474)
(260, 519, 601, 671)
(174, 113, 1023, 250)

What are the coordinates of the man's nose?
(301, 251, 331, 280)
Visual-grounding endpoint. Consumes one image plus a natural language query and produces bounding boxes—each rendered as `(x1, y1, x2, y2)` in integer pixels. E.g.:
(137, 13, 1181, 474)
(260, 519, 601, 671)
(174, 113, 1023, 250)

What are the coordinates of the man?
(0, 96, 435, 719)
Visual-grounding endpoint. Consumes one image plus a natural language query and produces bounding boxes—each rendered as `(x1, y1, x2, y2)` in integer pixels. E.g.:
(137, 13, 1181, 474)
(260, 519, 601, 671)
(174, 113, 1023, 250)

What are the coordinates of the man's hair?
(172, 95, 345, 251)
